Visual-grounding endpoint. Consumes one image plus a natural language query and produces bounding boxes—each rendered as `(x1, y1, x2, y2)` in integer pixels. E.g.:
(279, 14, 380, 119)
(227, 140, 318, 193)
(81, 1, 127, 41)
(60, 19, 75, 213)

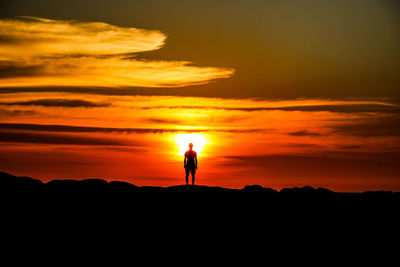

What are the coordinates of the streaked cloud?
(0, 130, 130, 146)
(0, 17, 234, 88)
(142, 118, 181, 124)
(0, 122, 264, 134)
(331, 114, 400, 137)
(287, 130, 322, 137)
(0, 107, 36, 116)
(139, 103, 400, 114)
(0, 98, 109, 107)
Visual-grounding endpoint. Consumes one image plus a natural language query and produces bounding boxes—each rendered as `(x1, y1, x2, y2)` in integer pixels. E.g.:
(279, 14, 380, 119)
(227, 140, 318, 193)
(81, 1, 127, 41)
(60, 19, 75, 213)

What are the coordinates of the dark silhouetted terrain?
(2, 172, 399, 209)
(1, 171, 399, 252)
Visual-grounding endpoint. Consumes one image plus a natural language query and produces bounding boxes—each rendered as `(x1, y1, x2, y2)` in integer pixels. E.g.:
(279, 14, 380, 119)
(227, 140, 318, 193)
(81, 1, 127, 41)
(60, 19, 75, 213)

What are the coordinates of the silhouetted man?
(184, 143, 198, 185)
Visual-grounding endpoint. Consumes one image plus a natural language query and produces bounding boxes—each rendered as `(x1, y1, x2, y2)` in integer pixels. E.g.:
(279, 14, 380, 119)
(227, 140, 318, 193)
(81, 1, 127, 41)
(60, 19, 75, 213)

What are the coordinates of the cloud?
(0, 122, 263, 134)
(0, 98, 110, 107)
(222, 153, 400, 181)
(275, 104, 400, 114)
(0, 16, 165, 55)
(224, 153, 400, 165)
(0, 108, 36, 116)
(140, 103, 400, 114)
(0, 130, 131, 146)
(287, 130, 322, 136)
(0, 61, 43, 78)
(331, 115, 400, 137)
(283, 143, 323, 148)
(142, 118, 181, 124)
(338, 145, 364, 150)
(0, 17, 234, 88)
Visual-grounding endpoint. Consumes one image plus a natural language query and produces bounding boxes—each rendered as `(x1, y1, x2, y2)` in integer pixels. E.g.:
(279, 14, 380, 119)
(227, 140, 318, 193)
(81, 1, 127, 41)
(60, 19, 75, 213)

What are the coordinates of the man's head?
(189, 143, 193, 149)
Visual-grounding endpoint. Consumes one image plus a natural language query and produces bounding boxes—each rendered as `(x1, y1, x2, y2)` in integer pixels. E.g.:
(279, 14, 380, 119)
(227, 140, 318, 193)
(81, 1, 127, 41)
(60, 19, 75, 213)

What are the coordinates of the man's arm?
(184, 155, 187, 168)
(195, 154, 198, 169)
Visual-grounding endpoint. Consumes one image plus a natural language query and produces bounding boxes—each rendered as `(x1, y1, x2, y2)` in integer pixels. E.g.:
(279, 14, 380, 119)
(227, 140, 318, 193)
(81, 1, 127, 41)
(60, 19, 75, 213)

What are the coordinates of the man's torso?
(185, 150, 197, 168)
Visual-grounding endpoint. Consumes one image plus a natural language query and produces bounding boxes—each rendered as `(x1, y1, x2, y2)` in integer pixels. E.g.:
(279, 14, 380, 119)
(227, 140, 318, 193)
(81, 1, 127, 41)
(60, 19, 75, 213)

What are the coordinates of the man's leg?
(191, 168, 195, 185)
(185, 168, 189, 185)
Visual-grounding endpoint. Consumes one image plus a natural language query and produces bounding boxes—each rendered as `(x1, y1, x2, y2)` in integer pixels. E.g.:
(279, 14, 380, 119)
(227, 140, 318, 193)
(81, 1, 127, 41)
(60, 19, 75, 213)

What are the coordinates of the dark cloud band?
(0, 99, 110, 108)
(0, 122, 263, 134)
(0, 130, 128, 146)
(141, 104, 400, 114)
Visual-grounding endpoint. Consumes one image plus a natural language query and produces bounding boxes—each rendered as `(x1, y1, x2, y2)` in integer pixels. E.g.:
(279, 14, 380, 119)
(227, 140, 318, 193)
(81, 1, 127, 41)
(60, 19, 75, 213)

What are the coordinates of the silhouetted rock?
(316, 187, 334, 194)
(79, 179, 108, 194)
(46, 178, 108, 192)
(109, 180, 139, 192)
(361, 190, 394, 201)
(46, 179, 80, 187)
(167, 184, 235, 193)
(1, 172, 399, 211)
(0, 172, 43, 199)
(140, 186, 168, 193)
(242, 185, 278, 194)
(0, 172, 42, 188)
(279, 186, 317, 194)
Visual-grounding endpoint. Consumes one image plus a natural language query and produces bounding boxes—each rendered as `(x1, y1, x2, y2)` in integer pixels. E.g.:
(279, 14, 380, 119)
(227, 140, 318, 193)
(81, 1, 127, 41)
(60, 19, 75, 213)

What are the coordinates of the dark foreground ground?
(2, 171, 399, 211)
(1, 171, 399, 257)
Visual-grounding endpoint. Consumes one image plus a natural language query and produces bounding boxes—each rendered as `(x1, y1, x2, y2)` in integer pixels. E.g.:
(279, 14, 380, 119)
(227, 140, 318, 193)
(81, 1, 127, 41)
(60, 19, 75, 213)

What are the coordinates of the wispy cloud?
(0, 17, 234, 88)
(0, 122, 263, 134)
(0, 130, 130, 146)
(139, 103, 400, 114)
(0, 98, 109, 107)
(0, 107, 36, 116)
(287, 130, 322, 136)
(331, 115, 400, 137)
(142, 117, 181, 124)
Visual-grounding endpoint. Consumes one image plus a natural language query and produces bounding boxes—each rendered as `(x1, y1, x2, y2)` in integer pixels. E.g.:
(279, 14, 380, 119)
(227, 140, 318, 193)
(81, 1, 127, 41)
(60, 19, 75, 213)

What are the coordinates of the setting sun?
(1, 2, 400, 192)
(175, 133, 207, 156)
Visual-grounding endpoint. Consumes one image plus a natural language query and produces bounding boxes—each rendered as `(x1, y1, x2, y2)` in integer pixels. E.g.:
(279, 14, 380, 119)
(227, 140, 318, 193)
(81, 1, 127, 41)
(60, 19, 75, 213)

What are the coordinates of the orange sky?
(1, 92, 399, 191)
(0, 13, 399, 191)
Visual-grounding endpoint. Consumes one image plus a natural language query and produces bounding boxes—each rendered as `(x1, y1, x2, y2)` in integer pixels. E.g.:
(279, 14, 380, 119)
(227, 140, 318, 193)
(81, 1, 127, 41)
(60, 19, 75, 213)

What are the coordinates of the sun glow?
(175, 133, 207, 156)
